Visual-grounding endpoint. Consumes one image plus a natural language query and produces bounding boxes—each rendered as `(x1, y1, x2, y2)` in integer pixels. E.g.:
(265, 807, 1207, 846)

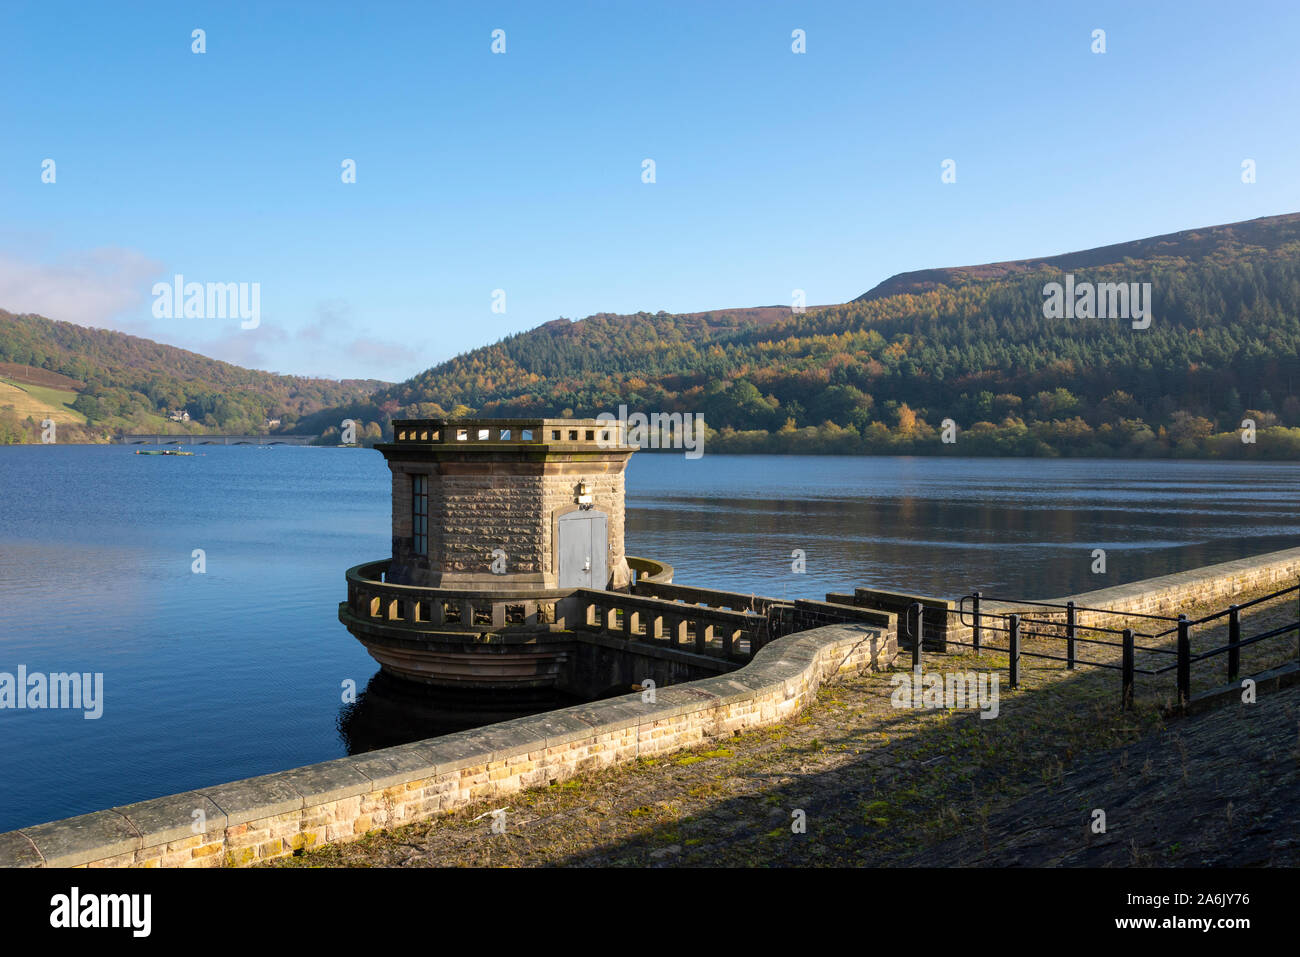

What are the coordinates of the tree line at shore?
(297, 216, 1300, 459)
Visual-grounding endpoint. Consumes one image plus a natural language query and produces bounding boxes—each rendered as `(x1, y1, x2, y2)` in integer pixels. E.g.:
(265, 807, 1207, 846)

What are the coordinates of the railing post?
(1066, 600, 1076, 670)
(1176, 615, 1191, 710)
(1008, 613, 1020, 689)
(910, 602, 923, 669)
(971, 591, 982, 656)
(1122, 628, 1135, 710)
(1227, 605, 1241, 682)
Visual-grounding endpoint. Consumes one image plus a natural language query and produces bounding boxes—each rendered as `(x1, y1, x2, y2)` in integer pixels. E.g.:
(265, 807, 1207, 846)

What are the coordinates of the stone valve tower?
(338, 418, 652, 695)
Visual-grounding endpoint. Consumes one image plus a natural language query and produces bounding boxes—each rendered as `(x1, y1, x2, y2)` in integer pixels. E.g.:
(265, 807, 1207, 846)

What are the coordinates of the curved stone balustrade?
(344, 559, 577, 632)
(626, 555, 674, 585)
(347, 556, 680, 633)
(342, 556, 770, 690)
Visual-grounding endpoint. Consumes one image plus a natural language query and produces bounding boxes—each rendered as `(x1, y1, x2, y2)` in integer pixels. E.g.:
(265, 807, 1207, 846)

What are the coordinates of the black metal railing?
(894, 582, 1300, 710)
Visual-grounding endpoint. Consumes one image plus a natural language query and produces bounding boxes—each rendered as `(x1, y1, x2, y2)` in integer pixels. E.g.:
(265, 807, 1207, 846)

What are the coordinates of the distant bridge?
(117, 433, 315, 446)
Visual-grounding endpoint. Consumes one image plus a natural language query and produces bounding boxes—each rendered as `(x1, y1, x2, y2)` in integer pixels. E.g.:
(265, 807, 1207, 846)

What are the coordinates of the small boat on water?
(134, 449, 195, 456)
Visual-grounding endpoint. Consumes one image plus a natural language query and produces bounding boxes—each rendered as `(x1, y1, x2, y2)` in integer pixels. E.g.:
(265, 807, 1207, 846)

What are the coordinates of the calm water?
(1, 446, 1297, 831)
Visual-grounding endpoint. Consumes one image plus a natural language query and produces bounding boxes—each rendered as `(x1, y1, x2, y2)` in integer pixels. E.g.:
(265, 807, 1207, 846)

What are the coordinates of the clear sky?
(2, 0, 1298, 381)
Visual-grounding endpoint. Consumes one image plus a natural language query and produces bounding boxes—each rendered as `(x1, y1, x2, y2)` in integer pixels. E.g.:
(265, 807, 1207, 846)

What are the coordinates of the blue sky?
(2, 0, 1298, 381)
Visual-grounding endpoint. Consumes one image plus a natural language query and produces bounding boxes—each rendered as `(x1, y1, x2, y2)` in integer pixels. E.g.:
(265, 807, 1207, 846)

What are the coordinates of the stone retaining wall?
(925, 546, 1300, 647)
(0, 622, 894, 869)
(969, 545, 1300, 638)
(1047, 546, 1300, 620)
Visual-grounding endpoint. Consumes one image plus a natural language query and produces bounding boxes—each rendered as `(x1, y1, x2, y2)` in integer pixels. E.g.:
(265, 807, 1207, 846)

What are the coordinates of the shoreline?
(3, 441, 1300, 464)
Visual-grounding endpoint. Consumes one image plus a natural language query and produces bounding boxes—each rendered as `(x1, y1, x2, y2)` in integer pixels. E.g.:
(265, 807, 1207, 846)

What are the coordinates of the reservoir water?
(0, 445, 1297, 831)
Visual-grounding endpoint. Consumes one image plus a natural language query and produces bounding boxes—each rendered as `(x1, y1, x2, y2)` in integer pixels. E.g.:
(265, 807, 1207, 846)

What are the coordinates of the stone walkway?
(269, 588, 1299, 868)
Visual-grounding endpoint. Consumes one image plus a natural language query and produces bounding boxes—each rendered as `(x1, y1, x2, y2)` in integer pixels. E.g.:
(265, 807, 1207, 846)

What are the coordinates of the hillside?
(10, 211, 1300, 457)
(0, 311, 388, 444)
(0, 379, 86, 425)
(308, 211, 1300, 459)
(855, 212, 1300, 301)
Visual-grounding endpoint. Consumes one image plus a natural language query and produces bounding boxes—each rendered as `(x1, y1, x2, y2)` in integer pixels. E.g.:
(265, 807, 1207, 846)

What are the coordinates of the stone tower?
(378, 417, 635, 591)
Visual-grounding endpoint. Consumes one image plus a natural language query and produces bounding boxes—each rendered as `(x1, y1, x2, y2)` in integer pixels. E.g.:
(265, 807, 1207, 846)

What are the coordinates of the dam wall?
(0, 621, 894, 868)
(7, 545, 1297, 869)
(1045, 545, 1300, 621)
(851, 545, 1300, 646)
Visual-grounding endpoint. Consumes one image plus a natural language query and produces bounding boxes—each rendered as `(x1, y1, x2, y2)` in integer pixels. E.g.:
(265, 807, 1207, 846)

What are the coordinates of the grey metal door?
(558, 510, 608, 588)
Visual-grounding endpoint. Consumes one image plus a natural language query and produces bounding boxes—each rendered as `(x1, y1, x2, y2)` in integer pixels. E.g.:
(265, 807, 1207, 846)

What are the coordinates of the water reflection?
(625, 455, 1300, 599)
(336, 671, 586, 755)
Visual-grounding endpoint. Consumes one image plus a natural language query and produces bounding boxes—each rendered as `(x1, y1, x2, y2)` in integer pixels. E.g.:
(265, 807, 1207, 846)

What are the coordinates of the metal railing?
(894, 582, 1300, 710)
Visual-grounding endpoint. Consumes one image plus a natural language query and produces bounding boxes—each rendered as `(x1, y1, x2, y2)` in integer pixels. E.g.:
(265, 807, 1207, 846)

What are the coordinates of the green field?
(0, 377, 86, 424)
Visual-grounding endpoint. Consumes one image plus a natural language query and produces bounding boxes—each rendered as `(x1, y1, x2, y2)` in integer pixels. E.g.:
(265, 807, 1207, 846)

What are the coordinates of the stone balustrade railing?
(388, 417, 632, 450)
(626, 555, 674, 585)
(344, 560, 576, 631)
(346, 558, 777, 662)
(634, 579, 783, 615)
(346, 556, 685, 634)
(572, 589, 768, 662)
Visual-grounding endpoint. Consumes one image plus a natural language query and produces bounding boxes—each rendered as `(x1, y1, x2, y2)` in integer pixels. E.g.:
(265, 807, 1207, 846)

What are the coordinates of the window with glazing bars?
(412, 474, 428, 555)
